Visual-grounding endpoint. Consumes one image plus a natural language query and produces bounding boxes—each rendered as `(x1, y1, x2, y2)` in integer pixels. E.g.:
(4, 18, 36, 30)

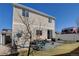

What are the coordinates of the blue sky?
(0, 3, 79, 32)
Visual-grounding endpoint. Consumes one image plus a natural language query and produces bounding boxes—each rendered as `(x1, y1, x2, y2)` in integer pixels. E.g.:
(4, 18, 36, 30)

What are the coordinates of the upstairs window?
(48, 18, 52, 23)
(22, 9, 29, 17)
(36, 30, 42, 36)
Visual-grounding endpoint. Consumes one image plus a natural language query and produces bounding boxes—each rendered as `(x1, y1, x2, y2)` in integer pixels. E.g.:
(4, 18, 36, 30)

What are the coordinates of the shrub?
(58, 38, 61, 40)
(51, 38, 56, 42)
(76, 40, 79, 42)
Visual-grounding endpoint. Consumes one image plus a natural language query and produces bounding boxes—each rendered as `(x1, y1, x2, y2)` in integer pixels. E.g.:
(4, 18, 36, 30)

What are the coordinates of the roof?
(12, 3, 55, 20)
(2, 29, 12, 31)
(62, 27, 77, 30)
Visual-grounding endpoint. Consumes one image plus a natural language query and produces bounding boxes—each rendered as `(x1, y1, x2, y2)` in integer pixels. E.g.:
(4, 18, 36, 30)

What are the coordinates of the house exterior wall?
(12, 5, 55, 42)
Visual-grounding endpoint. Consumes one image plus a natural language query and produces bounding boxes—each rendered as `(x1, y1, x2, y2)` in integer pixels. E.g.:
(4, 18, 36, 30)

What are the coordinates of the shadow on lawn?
(56, 47, 79, 56)
(5, 52, 19, 56)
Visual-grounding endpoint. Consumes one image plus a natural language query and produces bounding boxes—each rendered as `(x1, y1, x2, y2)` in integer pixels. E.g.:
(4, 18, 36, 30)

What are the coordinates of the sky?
(0, 3, 79, 32)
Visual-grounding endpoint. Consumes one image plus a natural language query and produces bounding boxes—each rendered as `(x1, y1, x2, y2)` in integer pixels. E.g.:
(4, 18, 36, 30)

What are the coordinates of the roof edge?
(12, 3, 56, 20)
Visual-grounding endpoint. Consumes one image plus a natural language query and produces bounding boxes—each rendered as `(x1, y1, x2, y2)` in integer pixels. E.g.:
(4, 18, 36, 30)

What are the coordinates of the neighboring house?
(12, 4, 55, 46)
(61, 27, 77, 34)
(0, 29, 12, 45)
(56, 27, 79, 41)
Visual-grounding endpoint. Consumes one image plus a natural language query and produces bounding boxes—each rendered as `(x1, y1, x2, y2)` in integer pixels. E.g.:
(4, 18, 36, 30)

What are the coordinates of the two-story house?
(12, 4, 55, 46)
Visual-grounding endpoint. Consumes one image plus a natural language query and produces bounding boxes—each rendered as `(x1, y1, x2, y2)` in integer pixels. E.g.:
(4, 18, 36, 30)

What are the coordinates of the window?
(22, 9, 29, 17)
(22, 9, 25, 16)
(48, 18, 52, 23)
(36, 30, 42, 36)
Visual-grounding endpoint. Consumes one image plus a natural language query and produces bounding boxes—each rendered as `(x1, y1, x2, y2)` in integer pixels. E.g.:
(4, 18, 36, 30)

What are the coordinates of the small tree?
(13, 9, 46, 55)
(76, 18, 79, 33)
(12, 10, 33, 56)
(76, 18, 79, 27)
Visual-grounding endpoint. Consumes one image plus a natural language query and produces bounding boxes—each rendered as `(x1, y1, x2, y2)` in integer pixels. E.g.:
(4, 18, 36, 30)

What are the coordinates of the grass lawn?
(30, 42, 79, 56)
(18, 42, 79, 56)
